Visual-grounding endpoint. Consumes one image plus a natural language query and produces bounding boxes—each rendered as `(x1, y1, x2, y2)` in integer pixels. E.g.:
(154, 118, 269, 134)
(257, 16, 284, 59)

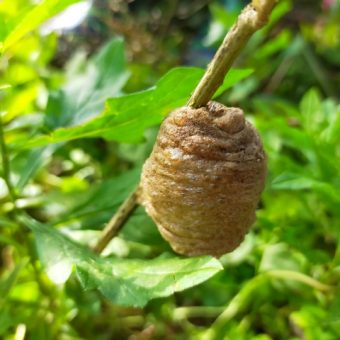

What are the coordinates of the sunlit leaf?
(44, 37, 130, 129)
(1, 0, 82, 52)
(19, 67, 252, 148)
(22, 215, 223, 307)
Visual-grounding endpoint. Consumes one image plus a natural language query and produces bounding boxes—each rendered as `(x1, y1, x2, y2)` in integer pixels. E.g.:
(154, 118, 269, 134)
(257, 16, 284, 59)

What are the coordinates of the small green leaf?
(321, 106, 340, 144)
(52, 169, 140, 227)
(11, 146, 56, 191)
(272, 172, 340, 204)
(300, 88, 322, 134)
(21, 215, 223, 307)
(214, 68, 253, 97)
(45, 37, 130, 129)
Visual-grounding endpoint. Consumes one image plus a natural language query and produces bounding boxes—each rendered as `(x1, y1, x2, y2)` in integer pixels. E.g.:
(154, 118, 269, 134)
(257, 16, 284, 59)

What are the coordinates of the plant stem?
(267, 270, 333, 292)
(188, 0, 277, 108)
(93, 0, 277, 254)
(0, 115, 16, 203)
(93, 187, 140, 253)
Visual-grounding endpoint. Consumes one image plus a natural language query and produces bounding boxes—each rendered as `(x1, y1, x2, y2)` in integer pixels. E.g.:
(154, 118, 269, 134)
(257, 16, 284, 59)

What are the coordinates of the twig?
(188, 0, 277, 108)
(93, 0, 277, 254)
(93, 187, 140, 253)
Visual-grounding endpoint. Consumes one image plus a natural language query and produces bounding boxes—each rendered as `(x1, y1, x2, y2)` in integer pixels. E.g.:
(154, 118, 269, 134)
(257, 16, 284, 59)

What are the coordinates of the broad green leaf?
(20, 67, 252, 148)
(77, 255, 222, 307)
(1, 0, 82, 52)
(9, 38, 129, 193)
(22, 215, 223, 307)
(45, 37, 130, 129)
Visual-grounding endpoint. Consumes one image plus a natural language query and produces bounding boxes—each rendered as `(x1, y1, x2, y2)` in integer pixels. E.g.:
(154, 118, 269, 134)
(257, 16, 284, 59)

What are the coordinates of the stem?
(0, 115, 16, 202)
(188, 0, 277, 108)
(267, 270, 333, 292)
(93, 187, 140, 253)
(93, 0, 277, 254)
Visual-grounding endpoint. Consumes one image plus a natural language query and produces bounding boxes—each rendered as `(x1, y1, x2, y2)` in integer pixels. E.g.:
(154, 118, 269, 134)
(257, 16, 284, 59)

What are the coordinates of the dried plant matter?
(140, 102, 266, 257)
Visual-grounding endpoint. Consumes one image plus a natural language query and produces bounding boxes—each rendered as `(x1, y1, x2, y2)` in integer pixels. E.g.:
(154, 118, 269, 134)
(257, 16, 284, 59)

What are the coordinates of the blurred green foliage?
(0, 0, 339, 339)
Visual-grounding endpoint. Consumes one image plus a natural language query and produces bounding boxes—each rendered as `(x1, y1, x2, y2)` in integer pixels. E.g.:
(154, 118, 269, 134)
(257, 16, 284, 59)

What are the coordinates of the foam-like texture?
(140, 102, 266, 257)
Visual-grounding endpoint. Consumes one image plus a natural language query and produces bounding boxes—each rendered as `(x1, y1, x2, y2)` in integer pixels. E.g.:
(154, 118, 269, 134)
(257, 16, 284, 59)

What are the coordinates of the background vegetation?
(0, 0, 339, 339)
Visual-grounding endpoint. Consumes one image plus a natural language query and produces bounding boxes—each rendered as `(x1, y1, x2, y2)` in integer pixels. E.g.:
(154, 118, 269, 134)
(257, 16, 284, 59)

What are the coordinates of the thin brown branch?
(93, 0, 277, 254)
(93, 187, 140, 254)
(188, 0, 277, 108)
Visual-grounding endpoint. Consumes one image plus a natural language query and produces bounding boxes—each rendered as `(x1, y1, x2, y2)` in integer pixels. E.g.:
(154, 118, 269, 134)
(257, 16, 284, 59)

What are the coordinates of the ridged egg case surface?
(140, 101, 267, 257)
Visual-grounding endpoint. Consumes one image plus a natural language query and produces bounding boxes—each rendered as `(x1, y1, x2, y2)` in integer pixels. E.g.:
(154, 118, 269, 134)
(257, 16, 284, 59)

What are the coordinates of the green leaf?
(204, 3, 238, 46)
(272, 172, 340, 204)
(214, 68, 253, 97)
(255, 30, 291, 60)
(9, 38, 129, 192)
(321, 105, 340, 144)
(11, 146, 56, 191)
(20, 67, 252, 148)
(52, 169, 140, 227)
(259, 244, 307, 273)
(45, 37, 130, 129)
(22, 215, 223, 307)
(77, 255, 223, 307)
(300, 88, 322, 135)
(1, 0, 82, 52)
